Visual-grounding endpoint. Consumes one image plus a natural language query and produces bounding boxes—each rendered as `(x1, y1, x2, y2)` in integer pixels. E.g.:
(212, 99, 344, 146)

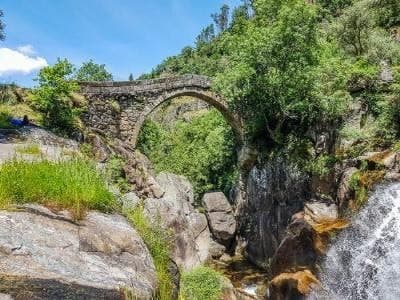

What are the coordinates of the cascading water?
(309, 182, 400, 300)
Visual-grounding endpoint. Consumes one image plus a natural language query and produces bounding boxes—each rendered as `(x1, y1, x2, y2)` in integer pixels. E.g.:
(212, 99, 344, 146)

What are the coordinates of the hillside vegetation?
(138, 0, 400, 189)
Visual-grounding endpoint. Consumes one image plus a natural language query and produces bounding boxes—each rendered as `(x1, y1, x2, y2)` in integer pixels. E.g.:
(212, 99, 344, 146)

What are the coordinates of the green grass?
(15, 144, 42, 155)
(180, 266, 225, 300)
(0, 111, 15, 129)
(125, 205, 174, 300)
(0, 159, 116, 220)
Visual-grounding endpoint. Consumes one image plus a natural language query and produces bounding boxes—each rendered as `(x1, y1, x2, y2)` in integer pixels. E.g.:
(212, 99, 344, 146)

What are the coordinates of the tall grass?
(15, 144, 42, 155)
(0, 159, 116, 219)
(125, 205, 174, 300)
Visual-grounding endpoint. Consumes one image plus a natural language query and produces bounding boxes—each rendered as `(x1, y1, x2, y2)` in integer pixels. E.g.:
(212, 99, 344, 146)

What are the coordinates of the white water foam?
(308, 182, 400, 300)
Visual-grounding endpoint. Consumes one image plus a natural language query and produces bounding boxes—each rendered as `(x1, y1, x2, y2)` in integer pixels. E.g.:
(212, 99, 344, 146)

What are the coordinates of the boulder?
(209, 240, 226, 259)
(143, 173, 213, 270)
(202, 192, 236, 246)
(0, 205, 157, 299)
(87, 133, 110, 163)
(121, 192, 141, 210)
(270, 219, 317, 276)
(268, 270, 319, 300)
(304, 201, 338, 226)
(382, 152, 400, 172)
(337, 167, 358, 209)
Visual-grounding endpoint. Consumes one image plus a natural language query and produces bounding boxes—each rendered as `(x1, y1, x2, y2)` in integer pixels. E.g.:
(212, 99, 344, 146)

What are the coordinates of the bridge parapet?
(80, 74, 212, 95)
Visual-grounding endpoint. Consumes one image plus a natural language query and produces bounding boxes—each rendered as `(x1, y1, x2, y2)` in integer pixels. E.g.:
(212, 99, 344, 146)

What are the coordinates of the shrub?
(306, 154, 339, 177)
(348, 169, 385, 208)
(0, 159, 116, 220)
(105, 155, 130, 193)
(125, 206, 174, 300)
(0, 111, 13, 129)
(180, 266, 225, 300)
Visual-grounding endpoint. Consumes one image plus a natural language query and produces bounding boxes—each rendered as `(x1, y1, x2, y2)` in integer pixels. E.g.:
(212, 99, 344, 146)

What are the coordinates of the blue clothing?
(10, 118, 24, 126)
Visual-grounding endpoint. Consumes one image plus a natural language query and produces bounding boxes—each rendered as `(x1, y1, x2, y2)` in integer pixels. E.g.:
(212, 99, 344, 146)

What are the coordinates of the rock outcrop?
(143, 173, 214, 270)
(236, 156, 311, 268)
(0, 205, 157, 299)
(202, 192, 236, 247)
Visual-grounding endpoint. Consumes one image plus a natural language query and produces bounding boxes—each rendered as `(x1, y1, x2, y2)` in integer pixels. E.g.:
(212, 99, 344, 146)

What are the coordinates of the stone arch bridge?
(80, 75, 244, 147)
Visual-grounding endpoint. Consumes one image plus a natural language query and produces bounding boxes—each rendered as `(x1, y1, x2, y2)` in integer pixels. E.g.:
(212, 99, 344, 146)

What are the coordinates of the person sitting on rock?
(10, 115, 31, 127)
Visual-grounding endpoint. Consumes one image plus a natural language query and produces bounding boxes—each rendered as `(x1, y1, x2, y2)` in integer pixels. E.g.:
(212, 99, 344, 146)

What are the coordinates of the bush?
(125, 206, 174, 300)
(180, 266, 225, 300)
(105, 155, 130, 193)
(0, 111, 14, 129)
(0, 159, 116, 220)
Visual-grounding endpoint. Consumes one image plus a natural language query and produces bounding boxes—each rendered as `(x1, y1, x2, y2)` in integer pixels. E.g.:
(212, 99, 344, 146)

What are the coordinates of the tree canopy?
(75, 60, 113, 82)
(31, 58, 79, 134)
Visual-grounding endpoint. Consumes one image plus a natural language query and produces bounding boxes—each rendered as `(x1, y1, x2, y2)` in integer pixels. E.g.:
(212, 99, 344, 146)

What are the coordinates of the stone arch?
(129, 89, 243, 147)
(80, 75, 244, 147)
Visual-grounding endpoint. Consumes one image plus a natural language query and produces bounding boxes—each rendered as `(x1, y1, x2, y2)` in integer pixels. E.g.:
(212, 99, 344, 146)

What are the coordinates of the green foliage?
(105, 155, 130, 193)
(215, 0, 325, 143)
(333, 1, 400, 62)
(0, 111, 13, 129)
(180, 266, 225, 300)
(306, 154, 339, 177)
(30, 58, 79, 135)
(333, 1, 374, 56)
(125, 205, 174, 300)
(137, 109, 237, 201)
(75, 59, 113, 81)
(0, 159, 116, 220)
(349, 169, 385, 207)
(317, 0, 354, 16)
(370, 0, 400, 28)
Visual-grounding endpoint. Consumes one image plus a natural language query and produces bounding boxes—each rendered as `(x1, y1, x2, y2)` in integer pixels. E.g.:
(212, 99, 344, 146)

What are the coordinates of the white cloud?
(17, 44, 36, 55)
(0, 47, 48, 76)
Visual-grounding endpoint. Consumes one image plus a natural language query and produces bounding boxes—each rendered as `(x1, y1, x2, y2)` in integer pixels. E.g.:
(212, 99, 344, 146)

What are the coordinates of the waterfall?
(309, 182, 400, 300)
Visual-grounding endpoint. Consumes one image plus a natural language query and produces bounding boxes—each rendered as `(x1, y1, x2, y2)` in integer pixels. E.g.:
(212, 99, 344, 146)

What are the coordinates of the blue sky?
(0, 0, 241, 86)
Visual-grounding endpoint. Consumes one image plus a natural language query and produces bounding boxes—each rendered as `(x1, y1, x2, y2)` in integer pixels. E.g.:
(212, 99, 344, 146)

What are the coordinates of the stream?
(212, 256, 269, 299)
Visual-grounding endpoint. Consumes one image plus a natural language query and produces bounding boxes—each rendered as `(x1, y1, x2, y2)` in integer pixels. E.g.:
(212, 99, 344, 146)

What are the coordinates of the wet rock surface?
(0, 205, 157, 299)
(236, 156, 311, 269)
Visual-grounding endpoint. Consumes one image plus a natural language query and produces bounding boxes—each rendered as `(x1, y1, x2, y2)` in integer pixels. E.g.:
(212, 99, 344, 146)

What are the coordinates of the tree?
(334, 1, 373, 56)
(317, 0, 353, 16)
(196, 24, 215, 47)
(75, 59, 113, 81)
(31, 59, 79, 134)
(0, 10, 5, 41)
(371, 0, 400, 28)
(128, 73, 134, 81)
(212, 4, 230, 33)
(215, 0, 322, 143)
